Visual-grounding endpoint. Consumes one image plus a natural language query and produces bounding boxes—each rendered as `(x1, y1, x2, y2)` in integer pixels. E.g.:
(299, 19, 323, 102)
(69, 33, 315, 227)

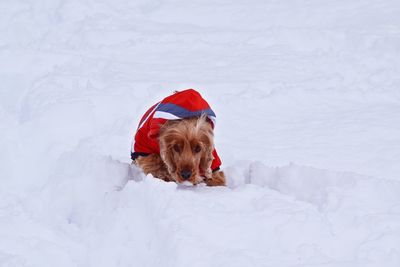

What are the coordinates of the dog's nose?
(180, 170, 192, 180)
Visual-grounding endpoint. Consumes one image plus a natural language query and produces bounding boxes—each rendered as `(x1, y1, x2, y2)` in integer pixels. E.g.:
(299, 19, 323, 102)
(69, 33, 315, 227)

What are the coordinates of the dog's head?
(159, 116, 214, 185)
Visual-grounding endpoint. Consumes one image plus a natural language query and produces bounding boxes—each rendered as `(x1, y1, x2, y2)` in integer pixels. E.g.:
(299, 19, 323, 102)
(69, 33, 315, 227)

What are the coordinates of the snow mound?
(13, 152, 399, 267)
(227, 161, 399, 211)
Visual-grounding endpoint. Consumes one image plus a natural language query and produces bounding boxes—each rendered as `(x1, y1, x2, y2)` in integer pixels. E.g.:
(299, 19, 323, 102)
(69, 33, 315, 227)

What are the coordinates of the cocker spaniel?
(131, 89, 226, 186)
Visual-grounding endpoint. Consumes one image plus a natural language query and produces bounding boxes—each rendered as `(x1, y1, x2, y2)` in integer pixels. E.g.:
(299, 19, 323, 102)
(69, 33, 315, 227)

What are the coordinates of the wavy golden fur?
(135, 116, 226, 186)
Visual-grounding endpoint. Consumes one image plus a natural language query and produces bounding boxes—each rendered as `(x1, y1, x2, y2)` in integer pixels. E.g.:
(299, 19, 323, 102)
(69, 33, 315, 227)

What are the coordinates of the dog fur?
(134, 116, 226, 186)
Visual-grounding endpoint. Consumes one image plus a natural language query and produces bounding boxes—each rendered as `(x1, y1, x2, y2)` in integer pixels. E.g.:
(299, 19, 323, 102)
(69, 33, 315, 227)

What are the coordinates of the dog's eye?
(193, 145, 201, 153)
(173, 144, 181, 153)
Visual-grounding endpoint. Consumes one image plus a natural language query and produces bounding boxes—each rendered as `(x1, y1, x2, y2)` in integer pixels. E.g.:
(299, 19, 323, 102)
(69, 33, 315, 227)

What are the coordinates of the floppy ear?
(159, 138, 177, 174)
(199, 145, 213, 179)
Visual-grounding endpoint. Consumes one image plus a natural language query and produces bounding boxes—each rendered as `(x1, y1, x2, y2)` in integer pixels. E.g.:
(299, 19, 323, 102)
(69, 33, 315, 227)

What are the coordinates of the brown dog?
(131, 90, 226, 186)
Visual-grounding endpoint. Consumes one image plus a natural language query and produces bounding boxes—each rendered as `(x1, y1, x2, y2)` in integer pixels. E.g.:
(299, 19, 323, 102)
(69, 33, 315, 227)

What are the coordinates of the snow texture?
(1, 0, 400, 266)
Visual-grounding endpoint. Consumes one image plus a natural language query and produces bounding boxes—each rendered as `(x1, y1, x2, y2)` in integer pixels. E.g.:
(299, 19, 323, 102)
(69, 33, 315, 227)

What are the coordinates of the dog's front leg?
(134, 154, 172, 182)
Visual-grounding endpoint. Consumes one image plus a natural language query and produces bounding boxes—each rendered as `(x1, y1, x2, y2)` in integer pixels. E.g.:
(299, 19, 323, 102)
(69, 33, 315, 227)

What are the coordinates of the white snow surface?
(1, 0, 400, 266)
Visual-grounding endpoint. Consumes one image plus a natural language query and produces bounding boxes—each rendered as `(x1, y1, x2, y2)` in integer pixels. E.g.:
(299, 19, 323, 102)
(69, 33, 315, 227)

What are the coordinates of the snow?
(1, 0, 400, 266)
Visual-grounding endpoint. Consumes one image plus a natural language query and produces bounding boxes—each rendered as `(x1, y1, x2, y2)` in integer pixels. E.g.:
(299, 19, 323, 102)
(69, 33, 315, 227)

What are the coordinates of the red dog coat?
(131, 89, 222, 172)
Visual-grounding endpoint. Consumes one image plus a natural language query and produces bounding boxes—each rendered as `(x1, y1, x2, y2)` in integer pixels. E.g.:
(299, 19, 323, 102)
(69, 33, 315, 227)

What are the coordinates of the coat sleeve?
(210, 149, 222, 172)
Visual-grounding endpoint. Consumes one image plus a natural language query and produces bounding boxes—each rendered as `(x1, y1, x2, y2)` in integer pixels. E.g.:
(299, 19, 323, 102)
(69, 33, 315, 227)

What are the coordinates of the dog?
(131, 89, 226, 186)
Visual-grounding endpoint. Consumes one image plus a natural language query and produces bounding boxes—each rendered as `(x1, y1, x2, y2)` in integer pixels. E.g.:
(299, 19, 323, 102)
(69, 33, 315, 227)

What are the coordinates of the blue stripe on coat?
(156, 103, 216, 118)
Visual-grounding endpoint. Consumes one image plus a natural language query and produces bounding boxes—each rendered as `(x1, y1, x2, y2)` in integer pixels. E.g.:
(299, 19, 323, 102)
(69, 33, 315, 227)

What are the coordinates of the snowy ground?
(1, 0, 400, 266)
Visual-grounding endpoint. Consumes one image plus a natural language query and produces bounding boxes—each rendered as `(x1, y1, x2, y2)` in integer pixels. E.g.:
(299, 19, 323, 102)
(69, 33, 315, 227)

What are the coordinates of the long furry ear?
(159, 138, 177, 174)
(196, 114, 214, 179)
(199, 145, 213, 179)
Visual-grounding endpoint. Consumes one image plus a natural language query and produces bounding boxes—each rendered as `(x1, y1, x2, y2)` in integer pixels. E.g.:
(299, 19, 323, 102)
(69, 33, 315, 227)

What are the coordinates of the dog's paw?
(204, 171, 226, 186)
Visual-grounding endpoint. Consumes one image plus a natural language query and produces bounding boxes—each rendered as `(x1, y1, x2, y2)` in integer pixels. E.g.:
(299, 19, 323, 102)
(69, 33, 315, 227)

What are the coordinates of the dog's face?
(159, 116, 214, 185)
